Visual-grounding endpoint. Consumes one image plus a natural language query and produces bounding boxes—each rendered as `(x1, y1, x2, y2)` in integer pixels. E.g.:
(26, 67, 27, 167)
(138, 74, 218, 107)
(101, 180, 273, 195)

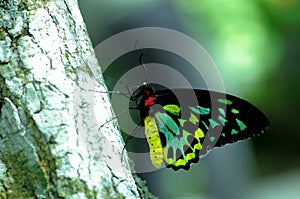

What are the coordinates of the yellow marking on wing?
(163, 132, 203, 168)
(189, 113, 199, 124)
(163, 147, 174, 165)
(195, 128, 205, 139)
(193, 128, 204, 150)
(186, 153, 195, 161)
(178, 118, 186, 127)
(161, 127, 205, 169)
(173, 152, 196, 167)
(194, 143, 202, 150)
(144, 116, 164, 168)
(163, 104, 181, 115)
(175, 159, 186, 167)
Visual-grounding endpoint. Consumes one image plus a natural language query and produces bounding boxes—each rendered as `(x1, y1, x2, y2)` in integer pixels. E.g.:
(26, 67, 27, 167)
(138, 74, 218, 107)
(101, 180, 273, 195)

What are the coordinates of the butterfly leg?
(121, 120, 143, 161)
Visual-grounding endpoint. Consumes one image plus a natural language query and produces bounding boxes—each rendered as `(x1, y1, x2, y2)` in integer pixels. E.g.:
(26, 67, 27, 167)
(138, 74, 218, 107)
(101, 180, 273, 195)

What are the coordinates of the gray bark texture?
(0, 0, 153, 198)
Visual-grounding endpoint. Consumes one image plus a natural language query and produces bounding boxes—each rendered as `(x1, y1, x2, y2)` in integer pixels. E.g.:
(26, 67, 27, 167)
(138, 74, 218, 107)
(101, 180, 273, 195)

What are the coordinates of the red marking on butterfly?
(145, 96, 155, 106)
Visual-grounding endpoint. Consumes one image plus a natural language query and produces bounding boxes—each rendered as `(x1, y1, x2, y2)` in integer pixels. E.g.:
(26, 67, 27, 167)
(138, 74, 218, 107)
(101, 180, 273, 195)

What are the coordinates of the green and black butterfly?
(128, 82, 269, 171)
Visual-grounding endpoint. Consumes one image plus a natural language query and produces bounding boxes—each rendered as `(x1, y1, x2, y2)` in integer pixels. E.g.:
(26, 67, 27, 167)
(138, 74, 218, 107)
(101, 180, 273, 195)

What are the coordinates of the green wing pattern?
(152, 104, 205, 170)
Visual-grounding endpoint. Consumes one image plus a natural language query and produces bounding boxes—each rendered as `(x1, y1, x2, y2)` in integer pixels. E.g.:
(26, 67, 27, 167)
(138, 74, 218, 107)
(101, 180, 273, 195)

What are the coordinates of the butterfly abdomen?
(144, 116, 164, 168)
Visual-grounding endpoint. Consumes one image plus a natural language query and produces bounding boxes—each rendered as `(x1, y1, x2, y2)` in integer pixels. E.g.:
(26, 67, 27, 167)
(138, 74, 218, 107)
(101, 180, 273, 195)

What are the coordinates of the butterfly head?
(130, 82, 156, 109)
(130, 82, 154, 100)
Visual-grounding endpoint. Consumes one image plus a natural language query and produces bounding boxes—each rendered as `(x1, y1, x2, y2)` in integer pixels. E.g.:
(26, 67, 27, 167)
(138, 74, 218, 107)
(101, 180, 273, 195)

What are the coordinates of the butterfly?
(127, 82, 270, 171)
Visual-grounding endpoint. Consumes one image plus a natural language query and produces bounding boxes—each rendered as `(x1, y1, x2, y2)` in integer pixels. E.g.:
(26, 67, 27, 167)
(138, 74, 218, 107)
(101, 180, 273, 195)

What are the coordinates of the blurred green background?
(78, 0, 300, 198)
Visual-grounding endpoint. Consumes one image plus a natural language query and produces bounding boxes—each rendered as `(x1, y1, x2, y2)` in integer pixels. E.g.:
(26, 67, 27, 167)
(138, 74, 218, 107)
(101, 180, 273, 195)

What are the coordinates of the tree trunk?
(0, 0, 151, 198)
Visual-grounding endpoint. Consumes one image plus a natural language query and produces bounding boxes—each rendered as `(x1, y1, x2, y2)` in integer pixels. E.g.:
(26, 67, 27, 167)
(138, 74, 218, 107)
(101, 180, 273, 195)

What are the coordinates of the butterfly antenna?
(134, 40, 149, 83)
(139, 53, 149, 83)
(121, 120, 143, 162)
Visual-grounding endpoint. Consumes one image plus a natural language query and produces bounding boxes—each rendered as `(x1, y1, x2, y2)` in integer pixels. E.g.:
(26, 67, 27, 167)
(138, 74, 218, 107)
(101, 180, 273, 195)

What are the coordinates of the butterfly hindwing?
(150, 105, 204, 170)
(144, 116, 164, 168)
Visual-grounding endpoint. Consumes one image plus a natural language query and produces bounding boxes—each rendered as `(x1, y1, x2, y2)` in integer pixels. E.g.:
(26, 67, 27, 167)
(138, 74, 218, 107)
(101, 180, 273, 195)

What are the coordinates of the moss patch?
(0, 144, 48, 198)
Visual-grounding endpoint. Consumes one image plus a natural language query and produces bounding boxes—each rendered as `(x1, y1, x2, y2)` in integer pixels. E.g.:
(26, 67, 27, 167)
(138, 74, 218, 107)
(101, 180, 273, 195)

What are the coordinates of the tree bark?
(0, 0, 152, 198)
